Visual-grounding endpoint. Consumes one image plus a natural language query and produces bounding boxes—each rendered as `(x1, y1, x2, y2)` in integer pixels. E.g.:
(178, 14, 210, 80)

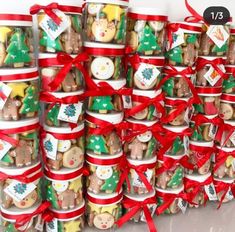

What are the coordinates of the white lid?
(128, 155, 156, 166)
(198, 56, 227, 61)
(133, 89, 162, 98)
(216, 146, 235, 152)
(128, 7, 167, 16)
(214, 177, 235, 184)
(36, 0, 82, 9)
(124, 190, 156, 201)
(93, 78, 126, 90)
(189, 140, 214, 148)
(156, 186, 184, 194)
(49, 90, 84, 99)
(84, 42, 125, 50)
(198, 93, 221, 97)
(185, 173, 211, 183)
(85, 0, 129, 7)
(163, 125, 188, 133)
(165, 97, 191, 104)
(127, 118, 158, 127)
(0, 118, 39, 130)
(163, 154, 186, 161)
(43, 123, 84, 134)
(86, 111, 124, 124)
(224, 120, 235, 126)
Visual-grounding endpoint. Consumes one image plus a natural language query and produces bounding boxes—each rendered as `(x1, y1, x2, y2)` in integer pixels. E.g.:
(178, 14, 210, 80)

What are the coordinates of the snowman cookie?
(137, 131, 153, 142)
(58, 140, 71, 152)
(52, 181, 69, 192)
(149, 21, 164, 32)
(91, 57, 115, 80)
(96, 166, 113, 180)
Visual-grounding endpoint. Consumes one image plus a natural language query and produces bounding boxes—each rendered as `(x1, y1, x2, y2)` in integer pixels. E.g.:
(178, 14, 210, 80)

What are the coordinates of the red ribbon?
(184, 0, 203, 22)
(156, 190, 187, 215)
(0, 71, 38, 81)
(221, 94, 235, 102)
(0, 91, 7, 101)
(158, 65, 201, 103)
(214, 148, 235, 172)
(128, 11, 167, 22)
(50, 205, 85, 219)
(0, 163, 43, 183)
(196, 86, 222, 94)
(192, 114, 223, 128)
(87, 192, 123, 205)
(0, 14, 32, 21)
(215, 123, 234, 146)
(116, 156, 156, 193)
(84, 46, 125, 56)
(116, 195, 157, 232)
(125, 93, 165, 119)
(86, 154, 123, 166)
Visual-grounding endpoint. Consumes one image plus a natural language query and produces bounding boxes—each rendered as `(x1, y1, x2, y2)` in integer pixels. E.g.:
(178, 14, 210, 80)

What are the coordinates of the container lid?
(127, 155, 156, 166)
(156, 186, 184, 194)
(163, 125, 188, 133)
(126, 118, 158, 127)
(0, 118, 39, 130)
(43, 123, 84, 134)
(124, 190, 156, 201)
(86, 111, 124, 124)
(48, 90, 84, 99)
(133, 89, 162, 99)
(93, 78, 126, 90)
(87, 191, 123, 205)
(85, 0, 129, 7)
(224, 120, 235, 126)
(189, 140, 214, 148)
(185, 173, 211, 183)
(196, 86, 222, 96)
(220, 94, 235, 103)
(214, 177, 235, 184)
(216, 146, 235, 153)
(0, 14, 32, 26)
(128, 7, 167, 17)
(84, 42, 125, 50)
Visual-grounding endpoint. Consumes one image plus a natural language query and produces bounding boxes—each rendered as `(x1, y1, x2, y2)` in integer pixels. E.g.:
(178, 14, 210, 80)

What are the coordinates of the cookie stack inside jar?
(30, 2, 86, 230)
(156, 21, 203, 214)
(83, 0, 129, 230)
(116, 7, 167, 229)
(0, 14, 48, 231)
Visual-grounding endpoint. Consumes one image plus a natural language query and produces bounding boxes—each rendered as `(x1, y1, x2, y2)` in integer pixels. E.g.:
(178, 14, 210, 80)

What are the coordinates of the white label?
(135, 63, 160, 88)
(170, 29, 185, 49)
(184, 108, 190, 125)
(208, 124, 218, 139)
(0, 82, 12, 110)
(122, 95, 132, 109)
(225, 188, 234, 201)
(140, 204, 157, 222)
(204, 184, 218, 201)
(203, 65, 225, 86)
(229, 131, 235, 146)
(35, 215, 44, 232)
(39, 10, 70, 40)
(0, 139, 12, 160)
(46, 219, 58, 232)
(133, 169, 153, 188)
(184, 136, 189, 154)
(58, 103, 82, 124)
(207, 25, 229, 48)
(43, 133, 58, 161)
(178, 198, 188, 214)
(4, 180, 36, 202)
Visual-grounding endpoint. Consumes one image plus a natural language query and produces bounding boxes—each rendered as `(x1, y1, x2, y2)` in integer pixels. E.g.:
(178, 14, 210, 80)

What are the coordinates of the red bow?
(215, 123, 235, 147)
(214, 148, 235, 172)
(30, 3, 62, 25)
(192, 114, 223, 128)
(116, 196, 157, 232)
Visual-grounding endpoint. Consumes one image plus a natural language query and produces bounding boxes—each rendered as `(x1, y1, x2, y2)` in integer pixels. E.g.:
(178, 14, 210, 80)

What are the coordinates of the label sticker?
(170, 29, 185, 49)
(43, 133, 58, 161)
(225, 188, 234, 201)
(58, 103, 82, 124)
(122, 95, 132, 109)
(133, 169, 153, 188)
(208, 124, 218, 139)
(207, 25, 229, 48)
(0, 82, 12, 110)
(140, 204, 157, 222)
(178, 198, 188, 214)
(203, 65, 225, 86)
(46, 219, 58, 232)
(204, 184, 218, 201)
(0, 139, 12, 160)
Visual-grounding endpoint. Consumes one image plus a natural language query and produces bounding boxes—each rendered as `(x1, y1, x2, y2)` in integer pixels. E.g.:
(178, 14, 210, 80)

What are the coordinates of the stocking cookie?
(196, 67, 208, 86)
(204, 97, 218, 115)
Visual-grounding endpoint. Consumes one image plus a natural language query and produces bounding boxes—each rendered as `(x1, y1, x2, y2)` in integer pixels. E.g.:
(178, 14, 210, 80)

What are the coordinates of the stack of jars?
(0, 14, 48, 231)
(83, 0, 129, 230)
(156, 21, 203, 214)
(30, 2, 86, 230)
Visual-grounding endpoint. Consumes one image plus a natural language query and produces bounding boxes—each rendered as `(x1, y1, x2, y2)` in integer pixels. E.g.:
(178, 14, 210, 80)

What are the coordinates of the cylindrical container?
(84, 0, 129, 45)
(166, 22, 202, 66)
(185, 141, 214, 175)
(0, 68, 39, 121)
(87, 79, 126, 114)
(0, 162, 43, 210)
(227, 28, 235, 65)
(219, 94, 235, 121)
(0, 14, 35, 68)
(86, 111, 123, 155)
(126, 89, 164, 121)
(199, 24, 230, 57)
(195, 57, 225, 87)
(156, 186, 185, 215)
(213, 146, 235, 179)
(46, 202, 85, 232)
(39, 53, 85, 93)
(86, 152, 122, 194)
(223, 65, 235, 94)
(163, 97, 193, 126)
(0, 118, 39, 168)
(123, 120, 160, 160)
(126, 56, 165, 90)
(86, 191, 123, 230)
(42, 124, 85, 171)
(127, 7, 168, 55)
(162, 66, 195, 98)
(41, 91, 85, 127)
(34, 4, 83, 54)
(184, 173, 213, 208)
(156, 154, 185, 190)
(194, 87, 221, 116)
(44, 166, 84, 210)
(84, 42, 125, 81)
(124, 156, 156, 195)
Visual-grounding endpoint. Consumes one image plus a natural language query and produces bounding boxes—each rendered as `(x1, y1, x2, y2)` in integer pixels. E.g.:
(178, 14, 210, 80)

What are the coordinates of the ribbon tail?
(156, 199, 174, 216)
(143, 206, 157, 232)
(138, 172, 153, 192)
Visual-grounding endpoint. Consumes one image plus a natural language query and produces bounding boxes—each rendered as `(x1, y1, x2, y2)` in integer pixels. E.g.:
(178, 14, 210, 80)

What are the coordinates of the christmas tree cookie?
(167, 167, 184, 188)
(46, 104, 60, 127)
(89, 96, 114, 113)
(40, 31, 63, 53)
(166, 46, 183, 65)
(101, 170, 119, 193)
(223, 74, 235, 93)
(86, 135, 109, 155)
(115, 14, 126, 43)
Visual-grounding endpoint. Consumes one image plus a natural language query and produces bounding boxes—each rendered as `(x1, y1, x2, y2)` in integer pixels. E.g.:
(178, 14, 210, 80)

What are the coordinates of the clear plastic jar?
(87, 191, 123, 230)
(46, 202, 85, 232)
(84, 0, 128, 45)
(0, 162, 43, 210)
(126, 56, 165, 90)
(0, 68, 39, 121)
(127, 7, 168, 55)
(86, 111, 123, 156)
(223, 65, 235, 94)
(0, 14, 35, 68)
(0, 118, 39, 168)
(42, 124, 85, 171)
(86, 152, 122, 194)
(39, 53, 85, 93)
(219, 94, 235, 121)
(166, 22, 202, 66)
(199, 24, 230, 57)
(44, 166, 84, 210)
(227, 28, 235, 65)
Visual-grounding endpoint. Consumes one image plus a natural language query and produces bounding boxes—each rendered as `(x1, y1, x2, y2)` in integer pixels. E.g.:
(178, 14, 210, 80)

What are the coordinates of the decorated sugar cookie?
(52, 181, 69, 192)
(93, 213, 115, 230)
(149, 21, 164, 32)
(134, 20, 146, 32)
(63, 147, 84, 168)
(102, 4, 124, 22)
(137, 131, 153, 142)
(219, 103, 233, 120)
(91, 57, 115, 80)
(96, 166, 113, 180)
(57, 140, 72, 153)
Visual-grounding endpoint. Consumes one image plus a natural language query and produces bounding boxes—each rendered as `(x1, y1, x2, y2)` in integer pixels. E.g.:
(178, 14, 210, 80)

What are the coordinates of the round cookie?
(134, 20, 146, 32)
(96, 166, 113, 180)
(149, 21, 164, 32)
(63, 147, 84, 169)
(202, 124, 213, 142)
(88, 3, 104, 15)
(52, 181, 69, 192)
(219, 103, 233, 120)
(132, 101, 148, 120)
(57, 140, 72, 152)
(13, 190, 38, 209)
(127, 31, 138, 51)
(168, 109, 185, 126)
(91, 57, 115, 80)
(134, 72, 157, 90)
(93, 213, 115, 230)
(137, 131, 152, 142)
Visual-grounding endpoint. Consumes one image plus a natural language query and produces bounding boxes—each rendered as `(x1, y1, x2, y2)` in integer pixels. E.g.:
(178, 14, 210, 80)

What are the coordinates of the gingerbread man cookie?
(128, 138, 147, 160)
(58, 190, 77, 210)
(175, 77, 191, 98)
(62, 72, 78, 92)
(106, 132, 121, 155)
(88, 172, 104, 194)
(0, 98, 21, 121)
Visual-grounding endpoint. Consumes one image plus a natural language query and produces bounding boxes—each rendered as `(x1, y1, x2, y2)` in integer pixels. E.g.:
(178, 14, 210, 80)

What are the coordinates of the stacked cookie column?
(156, 21, 203, 214)
(30, 3, 86, 230)
(83, 0, 128, 230)
(117, 8, 167, 229)
(0, 14, 47, 230)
